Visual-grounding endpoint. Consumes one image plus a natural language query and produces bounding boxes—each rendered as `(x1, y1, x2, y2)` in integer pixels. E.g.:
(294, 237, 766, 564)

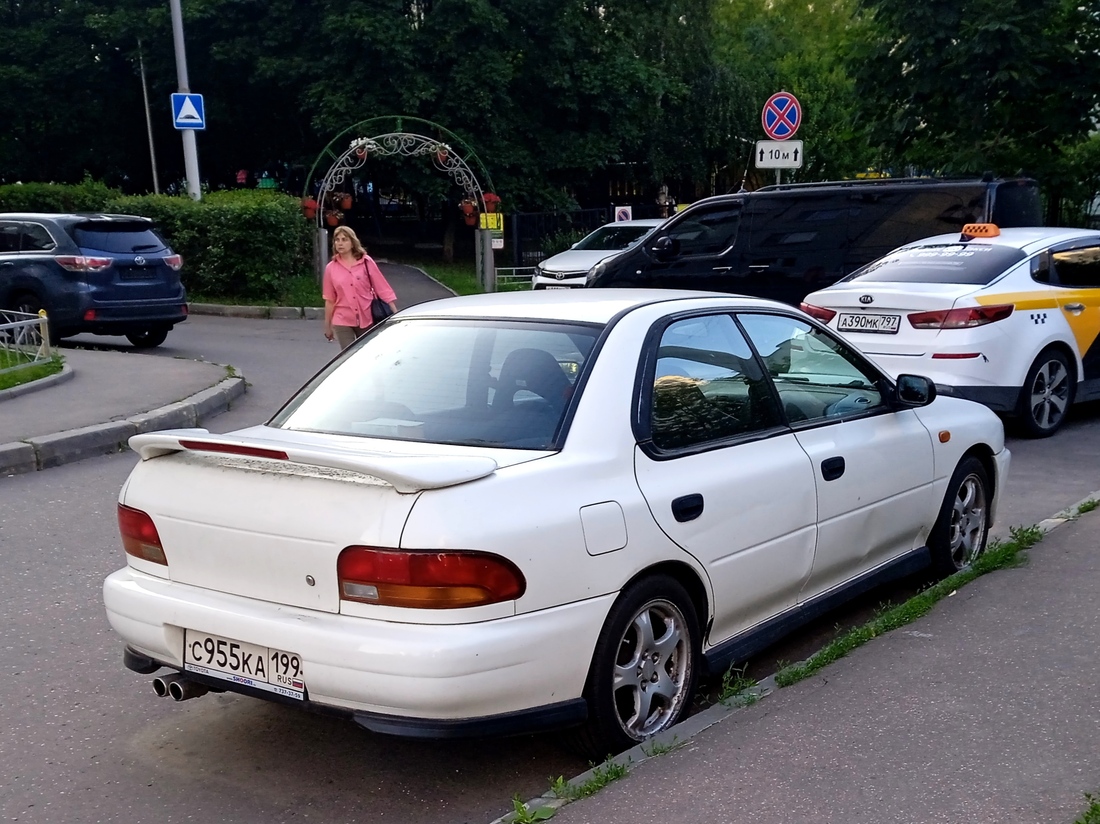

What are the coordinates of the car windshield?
(573, 224, 655, 251)
(271, 318, 602, 449)
(842, 243, 1026, 285)
(70, 222, 168, 254)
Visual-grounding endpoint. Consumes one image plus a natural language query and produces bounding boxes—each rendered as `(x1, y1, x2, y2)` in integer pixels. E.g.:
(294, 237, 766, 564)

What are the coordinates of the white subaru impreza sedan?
(103, 289, 1008, 756)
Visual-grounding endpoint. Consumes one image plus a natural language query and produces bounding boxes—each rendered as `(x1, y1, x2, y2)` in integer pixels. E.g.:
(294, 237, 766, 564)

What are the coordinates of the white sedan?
(532, 219, 665, 289)
(103, 289, 1008, 756)
(802, 224, 1100, 437)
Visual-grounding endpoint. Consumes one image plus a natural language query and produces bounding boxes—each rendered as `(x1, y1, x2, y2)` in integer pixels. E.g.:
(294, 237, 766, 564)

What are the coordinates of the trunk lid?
(123, 426, 546, 613)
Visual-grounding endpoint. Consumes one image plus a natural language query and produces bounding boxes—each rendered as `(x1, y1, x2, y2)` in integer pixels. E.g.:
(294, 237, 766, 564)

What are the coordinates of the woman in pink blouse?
(322, 226, 398, 349)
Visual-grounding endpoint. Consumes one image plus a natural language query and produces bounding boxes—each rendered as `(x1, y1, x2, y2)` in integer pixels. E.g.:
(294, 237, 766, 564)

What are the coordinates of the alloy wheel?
(947, 471, 988, 569)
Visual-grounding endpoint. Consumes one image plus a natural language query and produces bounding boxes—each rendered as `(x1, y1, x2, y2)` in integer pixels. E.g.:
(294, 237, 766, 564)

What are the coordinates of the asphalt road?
(3, 313, 1100, 824)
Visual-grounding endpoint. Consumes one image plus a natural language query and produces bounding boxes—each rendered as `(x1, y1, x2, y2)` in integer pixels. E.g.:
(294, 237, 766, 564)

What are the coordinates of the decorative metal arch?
(305, 116, 495, 229)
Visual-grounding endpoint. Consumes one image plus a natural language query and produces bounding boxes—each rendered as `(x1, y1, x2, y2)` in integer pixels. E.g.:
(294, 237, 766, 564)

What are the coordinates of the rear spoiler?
(129, 430, 498, 494)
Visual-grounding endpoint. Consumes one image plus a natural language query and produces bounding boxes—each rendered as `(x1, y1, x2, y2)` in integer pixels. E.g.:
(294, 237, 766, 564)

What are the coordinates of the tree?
(850, 0, 1100, 221)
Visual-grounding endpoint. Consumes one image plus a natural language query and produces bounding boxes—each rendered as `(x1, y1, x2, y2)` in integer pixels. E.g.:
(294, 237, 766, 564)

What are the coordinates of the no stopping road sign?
(761, 92, 801, 141)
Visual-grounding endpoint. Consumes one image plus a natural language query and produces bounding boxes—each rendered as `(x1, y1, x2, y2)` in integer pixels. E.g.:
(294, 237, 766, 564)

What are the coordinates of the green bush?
(106, 191, 314, 300)
(0, 176, 121, 212)
(0, 182, 314, 301)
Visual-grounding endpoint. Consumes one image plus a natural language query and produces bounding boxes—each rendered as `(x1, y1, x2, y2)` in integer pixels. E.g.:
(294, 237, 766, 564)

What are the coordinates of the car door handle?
(1064, 303, 1085, 314)
(821, 456, 845, 481)
(711, 266, 732, 273)
(671, 494, 705, 523)
(748, 264, 770, 270)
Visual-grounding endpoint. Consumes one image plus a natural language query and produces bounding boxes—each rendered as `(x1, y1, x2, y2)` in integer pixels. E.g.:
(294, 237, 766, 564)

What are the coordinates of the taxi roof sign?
(960, 223, 1000, 240)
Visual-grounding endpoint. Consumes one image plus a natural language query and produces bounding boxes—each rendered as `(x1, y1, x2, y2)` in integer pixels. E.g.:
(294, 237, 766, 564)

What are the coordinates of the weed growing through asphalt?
(1078, 499, 1099, 515)
(775, 524, 1043, 688)
(548, 760, 629, 801)
(640, 736, 680, 757)
(1075, 792, 1100, 824)
(718, 665, 759, 707)
(509, 795, 555, 823)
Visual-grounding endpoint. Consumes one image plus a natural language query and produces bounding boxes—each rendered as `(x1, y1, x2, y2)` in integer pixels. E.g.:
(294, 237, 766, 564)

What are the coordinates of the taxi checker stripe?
(977, 289, 1100, 380)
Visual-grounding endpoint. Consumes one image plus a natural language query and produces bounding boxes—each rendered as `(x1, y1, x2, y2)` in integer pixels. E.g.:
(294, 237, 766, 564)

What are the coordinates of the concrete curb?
(488, 490, 1100, 824)
(0, 374, 246, 477)
(0, 361, 74, 402)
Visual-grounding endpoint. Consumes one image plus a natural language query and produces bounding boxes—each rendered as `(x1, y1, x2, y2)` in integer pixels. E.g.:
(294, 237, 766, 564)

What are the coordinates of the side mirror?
(895, 374, 936, 407)
(650, 235, 679, 261)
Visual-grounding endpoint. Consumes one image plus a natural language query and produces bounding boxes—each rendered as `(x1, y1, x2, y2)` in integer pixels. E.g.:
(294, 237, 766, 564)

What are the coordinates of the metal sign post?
(169, 0, 202, 201)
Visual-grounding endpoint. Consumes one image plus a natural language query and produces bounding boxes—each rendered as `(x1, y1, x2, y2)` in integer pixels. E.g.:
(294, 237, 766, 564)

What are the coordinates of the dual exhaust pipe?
(152, 672, 209, 702)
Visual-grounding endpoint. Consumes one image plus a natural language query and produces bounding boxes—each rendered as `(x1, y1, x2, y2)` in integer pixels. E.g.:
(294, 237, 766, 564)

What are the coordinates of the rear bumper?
(104, 566, 610, 735)
(935, 383, 1019, 413)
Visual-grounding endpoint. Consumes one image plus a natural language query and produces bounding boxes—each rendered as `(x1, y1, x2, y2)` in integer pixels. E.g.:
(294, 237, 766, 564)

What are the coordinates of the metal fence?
(494, 266, 537, 290)
(0, 310, 52, 374)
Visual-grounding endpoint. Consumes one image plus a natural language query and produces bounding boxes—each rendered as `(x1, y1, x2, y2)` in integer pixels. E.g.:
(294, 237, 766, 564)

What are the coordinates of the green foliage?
(106, 190, 314, 300)
(850, 0, 1100, 215)
(509, 796, 555, 823)
(547, 760, 629, 802)
(718, 665, 759, 707)
(0, 177, 122, 213)
(1075, 792, 1100, 824)
(775, 524, 1044, 688)
(1078, 499, 1100, 515)
(0, 354, 63, 392)
(0, 181, 313, 301)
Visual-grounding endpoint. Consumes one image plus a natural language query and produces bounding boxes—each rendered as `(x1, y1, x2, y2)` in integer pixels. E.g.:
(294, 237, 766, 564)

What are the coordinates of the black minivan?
(0, 213, 188, 347)
(586, 177, 1042, 305)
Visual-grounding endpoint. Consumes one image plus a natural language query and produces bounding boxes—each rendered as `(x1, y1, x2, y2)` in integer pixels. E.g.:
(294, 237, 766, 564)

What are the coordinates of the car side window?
(19, 223, 55, 252)
(1051, 246, 1100, 288)
(665, 204, 742, 257)
(648, 314, 781, 450)
(0, 222, 20, 254)
(737, 313, 885, 424)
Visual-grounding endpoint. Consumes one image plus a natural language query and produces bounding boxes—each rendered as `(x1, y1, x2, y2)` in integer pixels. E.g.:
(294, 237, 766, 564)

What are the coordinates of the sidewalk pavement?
(526, 504, 1100, 824)
(0, 262, 455, 476)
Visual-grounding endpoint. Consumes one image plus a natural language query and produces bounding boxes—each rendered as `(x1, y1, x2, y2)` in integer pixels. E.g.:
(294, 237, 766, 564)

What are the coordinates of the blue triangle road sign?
(171, 93, 205, 130)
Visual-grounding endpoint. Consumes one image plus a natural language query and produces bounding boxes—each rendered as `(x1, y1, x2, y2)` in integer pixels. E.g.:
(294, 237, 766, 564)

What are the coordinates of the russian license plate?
(544, 285, 572, 290)
(184, 630, 306, 700)
(837, 312, 901, 334)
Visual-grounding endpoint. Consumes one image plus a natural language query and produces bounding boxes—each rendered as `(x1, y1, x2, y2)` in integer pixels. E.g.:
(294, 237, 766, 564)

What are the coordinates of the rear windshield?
(574, 224, 656, 251)
(271, 318, 602, 450)
(842, 243, 1027, 285)
(70, 222, 168, 254)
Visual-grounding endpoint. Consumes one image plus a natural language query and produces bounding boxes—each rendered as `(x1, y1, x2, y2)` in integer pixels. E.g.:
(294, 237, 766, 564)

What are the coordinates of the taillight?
(337, 547, 526, 609)
(908, 304, 1014, 329)
(178, 440, 288, 460)
(164, 254, 183, 271)
(117, 504, 167, 565)
(800, 302, 837, 323)
(55, 255, 113, 272)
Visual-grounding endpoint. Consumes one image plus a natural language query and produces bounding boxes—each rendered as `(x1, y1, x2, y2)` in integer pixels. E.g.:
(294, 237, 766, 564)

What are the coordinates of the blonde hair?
(331, 225, 366, 260)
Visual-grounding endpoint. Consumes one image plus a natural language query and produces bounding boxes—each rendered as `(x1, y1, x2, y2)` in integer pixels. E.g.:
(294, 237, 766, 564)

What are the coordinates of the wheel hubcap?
(611, 599, 690, 740)
(1029, 360, 1070, 430)
(948, 472, 988, 569)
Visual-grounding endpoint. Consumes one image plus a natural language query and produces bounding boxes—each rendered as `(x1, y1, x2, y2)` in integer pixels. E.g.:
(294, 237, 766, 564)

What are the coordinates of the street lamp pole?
(168, 0, 201, 201)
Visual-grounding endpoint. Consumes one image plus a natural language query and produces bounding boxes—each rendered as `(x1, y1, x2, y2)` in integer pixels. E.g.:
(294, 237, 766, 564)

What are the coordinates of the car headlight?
(586, 260, 607, 286)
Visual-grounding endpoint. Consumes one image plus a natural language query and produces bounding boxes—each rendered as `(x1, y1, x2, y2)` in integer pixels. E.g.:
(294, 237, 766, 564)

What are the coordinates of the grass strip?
(1075, 792, 1100, 824)
(775, 524, 1044, 688)
(0, 354, 63, 392)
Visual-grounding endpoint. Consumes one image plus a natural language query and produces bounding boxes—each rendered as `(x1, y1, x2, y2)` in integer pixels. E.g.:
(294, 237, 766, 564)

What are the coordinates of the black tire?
(8, 292, 55, 346)
(1015, 348, 1074, 438)
(126, 326, 170, 348)
(568, 575, 700, 759)
(929, 456, 991, 576)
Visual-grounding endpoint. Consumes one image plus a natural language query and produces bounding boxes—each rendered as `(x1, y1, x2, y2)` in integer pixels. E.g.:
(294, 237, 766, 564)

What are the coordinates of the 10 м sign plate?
(755, 140, 804, 169)
(184, 629, 306, 699)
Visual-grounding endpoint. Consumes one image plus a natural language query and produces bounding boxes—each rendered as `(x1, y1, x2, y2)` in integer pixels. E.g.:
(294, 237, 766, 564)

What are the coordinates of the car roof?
(0, 212, 152, 224)
(905, 227, 1100, 255)
(593, 219, 665, 229)
(398, 288, 796, 325)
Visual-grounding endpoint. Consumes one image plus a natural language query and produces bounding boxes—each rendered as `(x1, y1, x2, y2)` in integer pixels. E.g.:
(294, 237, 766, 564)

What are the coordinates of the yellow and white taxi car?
(802, 225, 1100, 437)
